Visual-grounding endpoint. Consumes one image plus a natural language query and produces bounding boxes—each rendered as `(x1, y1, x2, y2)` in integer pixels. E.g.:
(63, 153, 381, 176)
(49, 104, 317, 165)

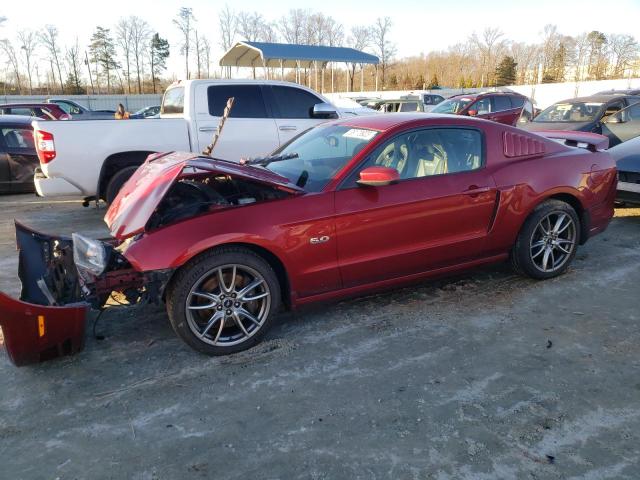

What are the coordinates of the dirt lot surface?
(0, 194, 639, 479)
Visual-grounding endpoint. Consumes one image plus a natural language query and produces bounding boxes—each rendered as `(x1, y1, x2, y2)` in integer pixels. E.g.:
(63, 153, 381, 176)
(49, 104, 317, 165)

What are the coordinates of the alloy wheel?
(185, 264, 271, 347)
(529, 211, 577, 273)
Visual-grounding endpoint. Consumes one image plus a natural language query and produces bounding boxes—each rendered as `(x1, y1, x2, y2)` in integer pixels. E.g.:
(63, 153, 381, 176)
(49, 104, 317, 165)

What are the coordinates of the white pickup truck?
(33, 79, 361, 203)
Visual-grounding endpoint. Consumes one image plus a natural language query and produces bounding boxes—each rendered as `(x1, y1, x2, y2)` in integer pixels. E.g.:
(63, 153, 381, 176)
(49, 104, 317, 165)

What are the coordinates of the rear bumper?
(0, 223, 89, 366)
(34, 168, 83, 197)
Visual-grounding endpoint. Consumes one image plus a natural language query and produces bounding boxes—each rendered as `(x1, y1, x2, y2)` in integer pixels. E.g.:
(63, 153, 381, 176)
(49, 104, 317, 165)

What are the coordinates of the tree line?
(0, 8, 639, 96)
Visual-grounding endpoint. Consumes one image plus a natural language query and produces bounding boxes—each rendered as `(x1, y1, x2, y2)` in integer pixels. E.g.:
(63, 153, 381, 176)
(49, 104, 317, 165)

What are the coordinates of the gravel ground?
(0, 194, 639, 479)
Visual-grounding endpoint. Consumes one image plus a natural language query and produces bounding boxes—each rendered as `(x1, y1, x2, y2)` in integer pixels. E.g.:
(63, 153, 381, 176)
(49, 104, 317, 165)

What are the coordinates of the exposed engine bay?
(148, 173, 291, 229)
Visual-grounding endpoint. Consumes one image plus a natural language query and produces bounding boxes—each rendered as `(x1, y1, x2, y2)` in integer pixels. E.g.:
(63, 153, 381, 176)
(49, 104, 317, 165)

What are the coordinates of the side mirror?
(467, 109, 478, 117)
(312, 102, 338, 119)
(357, 166, 400, 187)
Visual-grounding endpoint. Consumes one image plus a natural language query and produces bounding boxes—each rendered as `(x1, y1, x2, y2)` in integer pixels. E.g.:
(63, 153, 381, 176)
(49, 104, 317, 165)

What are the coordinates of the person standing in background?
(115, 103, 130, 120)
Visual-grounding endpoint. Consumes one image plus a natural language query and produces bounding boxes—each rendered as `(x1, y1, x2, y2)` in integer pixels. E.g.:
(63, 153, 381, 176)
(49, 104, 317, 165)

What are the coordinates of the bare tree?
(608, 34, 638, 77)
(279, 9, 309, 44)
(130, 16, 151, 92)
(237, 11, 265, 42)
(348, 26, 370, 91)
(0, 39, 22, 93)
(39, 25, 64, 93)
(65, 39, 83, 94)
(194, 30, 202, 79)
(219, 4, 236, 50)
(371, 17, 396, 88)
(470, 27, 506, 86)
(17, 30, 37, 94)
(116, 18, 134, 93)
(201, 36, 211, 78)
(173, 7, 195, 79)
(218, 4, 236, 78)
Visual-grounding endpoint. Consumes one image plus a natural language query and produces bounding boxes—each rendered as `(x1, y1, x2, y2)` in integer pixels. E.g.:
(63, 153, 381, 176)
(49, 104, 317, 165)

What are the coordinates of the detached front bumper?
(0, 223, 89, 366)
(0, 293, 87, 366)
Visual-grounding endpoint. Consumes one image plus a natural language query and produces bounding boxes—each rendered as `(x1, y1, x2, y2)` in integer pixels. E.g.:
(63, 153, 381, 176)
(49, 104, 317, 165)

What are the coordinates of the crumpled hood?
(104, 151, 303, 240)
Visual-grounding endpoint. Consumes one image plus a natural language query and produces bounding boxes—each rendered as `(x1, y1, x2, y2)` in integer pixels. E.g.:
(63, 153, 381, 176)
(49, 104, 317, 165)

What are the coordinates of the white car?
(33, 80, 349, 204)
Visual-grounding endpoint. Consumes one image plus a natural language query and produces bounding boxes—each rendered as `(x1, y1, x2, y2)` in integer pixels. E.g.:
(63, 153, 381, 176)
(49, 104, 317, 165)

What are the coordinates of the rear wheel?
(105, 166, 139, 205)
(511, 200, 580, 279)
(166, 247, 281, 356)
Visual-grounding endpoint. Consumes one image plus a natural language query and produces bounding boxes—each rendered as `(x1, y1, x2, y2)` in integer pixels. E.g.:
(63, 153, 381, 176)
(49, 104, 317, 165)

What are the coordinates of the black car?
(609, 135, 640, 206)
(521, 95, 640, 146)
(0, 116, 38, 193)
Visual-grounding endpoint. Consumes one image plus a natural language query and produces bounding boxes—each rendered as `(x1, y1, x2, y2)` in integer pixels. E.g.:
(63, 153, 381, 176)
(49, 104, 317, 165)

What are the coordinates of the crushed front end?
(0, 222, 156, 366)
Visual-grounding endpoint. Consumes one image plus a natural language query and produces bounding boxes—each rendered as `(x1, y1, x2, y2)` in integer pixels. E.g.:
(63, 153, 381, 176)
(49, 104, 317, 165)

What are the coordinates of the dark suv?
(431, 92, 533, 126)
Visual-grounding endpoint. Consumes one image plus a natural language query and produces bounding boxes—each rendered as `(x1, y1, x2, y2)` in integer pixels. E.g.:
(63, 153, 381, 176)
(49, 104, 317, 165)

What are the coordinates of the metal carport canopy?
(219, 41, 379, 69)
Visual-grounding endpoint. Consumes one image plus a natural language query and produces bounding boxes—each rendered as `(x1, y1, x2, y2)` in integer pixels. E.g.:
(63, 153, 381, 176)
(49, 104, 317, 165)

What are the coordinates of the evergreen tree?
(494, 56, 517, 86)
(149, 33, 170, 94)
(427, 73, 439, 89)
(89, 27, 119, 93)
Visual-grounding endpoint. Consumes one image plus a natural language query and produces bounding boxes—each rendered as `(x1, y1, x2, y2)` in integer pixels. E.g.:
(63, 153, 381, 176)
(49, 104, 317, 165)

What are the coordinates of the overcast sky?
(2, 0, 640, 78)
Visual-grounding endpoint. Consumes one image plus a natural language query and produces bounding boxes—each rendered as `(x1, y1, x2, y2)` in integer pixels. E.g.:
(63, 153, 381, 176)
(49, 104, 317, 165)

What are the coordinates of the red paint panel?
(0, 292, 87, 366)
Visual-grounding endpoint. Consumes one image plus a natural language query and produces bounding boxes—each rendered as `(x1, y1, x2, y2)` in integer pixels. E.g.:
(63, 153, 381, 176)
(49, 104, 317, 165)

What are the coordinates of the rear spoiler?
(535, 131, 609, 152)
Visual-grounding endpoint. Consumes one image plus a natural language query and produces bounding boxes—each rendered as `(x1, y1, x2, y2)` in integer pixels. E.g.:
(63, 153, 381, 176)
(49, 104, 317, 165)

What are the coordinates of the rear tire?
(166, 247, 281, 356)
(511, 199, 580, 280)
(105, 166, 139, 205)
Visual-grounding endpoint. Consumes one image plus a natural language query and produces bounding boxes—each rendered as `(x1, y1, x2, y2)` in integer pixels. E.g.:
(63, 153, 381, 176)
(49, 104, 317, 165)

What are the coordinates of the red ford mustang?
(0, 114, 617, 366)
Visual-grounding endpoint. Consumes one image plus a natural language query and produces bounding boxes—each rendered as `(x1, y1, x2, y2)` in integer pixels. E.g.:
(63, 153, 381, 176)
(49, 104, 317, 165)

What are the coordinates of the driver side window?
(471, 98, 491, 114)
(343, 128, 484, 188)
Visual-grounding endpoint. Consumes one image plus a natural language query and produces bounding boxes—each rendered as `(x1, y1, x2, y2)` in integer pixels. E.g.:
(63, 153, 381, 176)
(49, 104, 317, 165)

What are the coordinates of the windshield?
(266, 124, 379, 192)
(432, 97, 474, 114)
(535, 102, 604, 123)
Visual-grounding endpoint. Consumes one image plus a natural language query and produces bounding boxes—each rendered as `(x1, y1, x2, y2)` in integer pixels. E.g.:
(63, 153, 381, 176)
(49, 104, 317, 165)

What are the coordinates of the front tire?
(166, 247, 281, 356)
(511, 199, 580, 280)
(105, 166, 139, 205)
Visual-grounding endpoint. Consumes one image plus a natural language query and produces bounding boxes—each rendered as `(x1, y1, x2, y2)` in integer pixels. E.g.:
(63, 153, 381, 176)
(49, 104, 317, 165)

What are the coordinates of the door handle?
(279, 125, 297, 132)
(199, 126, 218, 132)
(463, 186, 492, 196)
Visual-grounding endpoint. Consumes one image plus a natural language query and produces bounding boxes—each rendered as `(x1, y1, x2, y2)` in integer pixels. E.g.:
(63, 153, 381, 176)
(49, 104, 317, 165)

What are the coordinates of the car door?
(487, 96, 520, 125)
(334, 127, 498, 288)
(0, 125, 38, 192)
(194, 83, 279, 161)
(265, 85, 332, 145)
(601, 101, 640, 146)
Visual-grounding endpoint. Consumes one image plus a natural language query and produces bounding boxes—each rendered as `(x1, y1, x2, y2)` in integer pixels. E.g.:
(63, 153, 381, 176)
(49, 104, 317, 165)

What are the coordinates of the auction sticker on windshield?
(343, 128, 377, 140)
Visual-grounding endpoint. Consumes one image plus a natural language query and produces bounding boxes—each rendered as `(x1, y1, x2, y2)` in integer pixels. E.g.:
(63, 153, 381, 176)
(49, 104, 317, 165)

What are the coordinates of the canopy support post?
(361, 64, 364, 92)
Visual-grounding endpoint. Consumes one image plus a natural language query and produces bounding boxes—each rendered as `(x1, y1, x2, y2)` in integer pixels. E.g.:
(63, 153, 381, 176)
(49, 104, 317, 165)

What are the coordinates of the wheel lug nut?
(217, 306, 222, 310)
(231, 293, 236, 298)
(235, 302, 240, 308)
(226, 309, 232, 315)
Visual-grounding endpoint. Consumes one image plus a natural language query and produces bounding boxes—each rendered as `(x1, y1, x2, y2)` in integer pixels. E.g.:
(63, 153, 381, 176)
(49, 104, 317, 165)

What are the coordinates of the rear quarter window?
(162, 87, 185, 115)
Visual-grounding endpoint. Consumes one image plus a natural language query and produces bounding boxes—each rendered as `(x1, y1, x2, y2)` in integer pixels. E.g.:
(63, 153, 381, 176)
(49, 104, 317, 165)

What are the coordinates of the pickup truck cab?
(33, 80, 344, 203)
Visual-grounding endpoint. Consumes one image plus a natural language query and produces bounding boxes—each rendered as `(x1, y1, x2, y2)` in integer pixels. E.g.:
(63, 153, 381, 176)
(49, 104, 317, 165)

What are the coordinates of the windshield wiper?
(240, 152, 299, 167)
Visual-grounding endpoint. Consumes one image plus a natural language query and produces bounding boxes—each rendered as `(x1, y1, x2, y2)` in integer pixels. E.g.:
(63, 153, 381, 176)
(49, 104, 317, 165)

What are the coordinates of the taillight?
(35, 130, 56, 164)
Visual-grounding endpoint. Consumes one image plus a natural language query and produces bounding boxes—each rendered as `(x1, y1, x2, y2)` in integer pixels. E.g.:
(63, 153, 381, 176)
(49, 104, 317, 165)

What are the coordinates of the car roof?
(553, 95, 634, 104)
(0, 115, 35, 126)
(449, 91, 523, 100)
(328, 112, 488, 131)
(0, 103, 55, 108)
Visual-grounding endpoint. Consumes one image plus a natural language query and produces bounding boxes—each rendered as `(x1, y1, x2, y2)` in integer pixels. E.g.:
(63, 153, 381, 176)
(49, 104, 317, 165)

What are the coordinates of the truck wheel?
(166, 247, 281, 356)
(511, 199, 580, 280)
(105, 166, 139, 205)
